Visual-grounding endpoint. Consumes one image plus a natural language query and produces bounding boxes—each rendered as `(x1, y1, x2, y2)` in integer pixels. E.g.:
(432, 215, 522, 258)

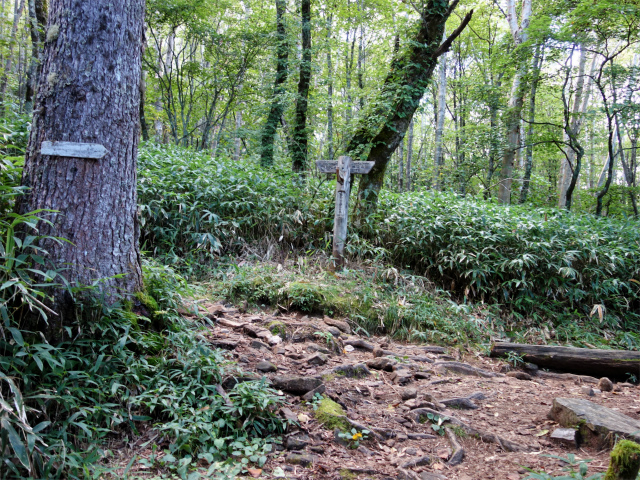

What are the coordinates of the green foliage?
(523, 454, 603, 479)
(137, 144, 333, 272)
(419, 412, 449, 436)
(0, 187, 287, 480)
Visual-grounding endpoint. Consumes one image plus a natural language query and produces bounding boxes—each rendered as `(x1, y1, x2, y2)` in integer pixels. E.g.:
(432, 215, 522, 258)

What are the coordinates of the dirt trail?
(149, 303, 640, 479)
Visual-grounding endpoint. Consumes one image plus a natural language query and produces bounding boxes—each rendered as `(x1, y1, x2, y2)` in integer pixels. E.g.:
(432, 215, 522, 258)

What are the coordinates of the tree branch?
(432, 10, 474, 59)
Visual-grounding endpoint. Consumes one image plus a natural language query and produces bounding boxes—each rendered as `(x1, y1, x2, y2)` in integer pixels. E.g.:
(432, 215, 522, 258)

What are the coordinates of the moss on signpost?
(604, 440, 640, 480)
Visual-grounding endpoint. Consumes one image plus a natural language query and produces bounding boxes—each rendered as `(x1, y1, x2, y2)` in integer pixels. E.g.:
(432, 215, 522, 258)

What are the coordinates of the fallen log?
(491, 342, 640, 379)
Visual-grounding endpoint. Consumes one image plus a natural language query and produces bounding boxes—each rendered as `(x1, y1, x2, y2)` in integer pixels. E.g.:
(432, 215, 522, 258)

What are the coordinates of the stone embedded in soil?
(322, 316, 351, 334)
(330, 363, 371, 378)
(221, 374, 260, 390)
(389, 369, 414, 385)
(598, 377, 614, 392)
(421, 473, 447, 480)
(286, 433, 311, 450)
(256, 361, 277, 373)
(326, 326, 342, 337)
(581, 386, 595, 396)
(285, 453, 318, 467)
(280, 407, 298, 422)
(550, 428, 579, 447)
(250, 339, 269, 350)
(440, 397, 478, 410)
(549, 397, 640, 447)
(306, 343, 330, 355)
(507, 371, 533, 381)
(366, 357, 397, 371)
(434, 361, 499, 378)
(358, 445, 376, 456)
(306, 352, 328, 366)
(301, 384, 326, 401)
(401, 388, 418, 400)
(271, 375, 323, 395)
(400, 455, 431, 468)
(210, 339, 240, 350)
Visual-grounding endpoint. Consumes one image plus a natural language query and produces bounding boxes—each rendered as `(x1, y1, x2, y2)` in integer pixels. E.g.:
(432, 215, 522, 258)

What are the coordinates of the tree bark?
(18, 0, 145, 339)
(349, 1, 473, 214)
(497, 0, 532, 205)
(260, 0, 288, 168)
(140, 70, 150, 141)
(291, 0, 312, 175)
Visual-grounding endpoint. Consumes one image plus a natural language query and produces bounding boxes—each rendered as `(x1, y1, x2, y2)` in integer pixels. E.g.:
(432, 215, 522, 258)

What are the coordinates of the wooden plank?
(350, 161, 375, 174)
(332, 156, 351, 269)
(316, 160, 338, 173)
(41, 141, 108, 159)
(490, 342, 640, 378)
(316, 160, 374, 174)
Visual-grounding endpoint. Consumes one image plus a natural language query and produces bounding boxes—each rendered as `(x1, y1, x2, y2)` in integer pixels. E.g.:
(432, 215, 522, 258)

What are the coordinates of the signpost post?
(316, 156, 374, 269)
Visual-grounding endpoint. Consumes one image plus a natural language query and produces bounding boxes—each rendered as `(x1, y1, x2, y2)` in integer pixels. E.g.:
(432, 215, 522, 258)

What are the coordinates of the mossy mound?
(605, 440, 640, 480)
(315, 397, 350, 432)
(268, 320, 287, 337)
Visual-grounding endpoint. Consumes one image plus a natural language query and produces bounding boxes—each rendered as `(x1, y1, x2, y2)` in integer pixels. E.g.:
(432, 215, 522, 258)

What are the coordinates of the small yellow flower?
(352, 432, 363, 441)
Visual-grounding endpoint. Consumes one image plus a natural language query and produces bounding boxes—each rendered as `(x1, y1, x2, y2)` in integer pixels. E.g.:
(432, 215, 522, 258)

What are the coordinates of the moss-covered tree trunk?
(291, 0, 312, 175)
(260, 0, 288, 168)
(348, 0, 472, 215)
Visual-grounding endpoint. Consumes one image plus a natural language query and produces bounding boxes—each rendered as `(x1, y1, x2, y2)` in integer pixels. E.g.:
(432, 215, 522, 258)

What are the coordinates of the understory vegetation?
(2, 143, 639, 478)
(138, 145, 640, 349)
(1, 156, 288, 479)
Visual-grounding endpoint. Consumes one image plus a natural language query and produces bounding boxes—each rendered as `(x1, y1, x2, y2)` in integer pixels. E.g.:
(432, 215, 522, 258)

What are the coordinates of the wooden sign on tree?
(316, 156, 374, 269)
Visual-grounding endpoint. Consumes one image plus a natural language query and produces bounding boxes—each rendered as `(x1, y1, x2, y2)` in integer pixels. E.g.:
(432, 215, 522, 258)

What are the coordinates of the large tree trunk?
(24, 0, 47, 113)
(434, 31, 447, 191)
(260, 0, 288, 168)
(291, 0, 312, 174)
(497, 0, 532, 205)
(18, 0, 145, 339)
(350, 0, 472, 214)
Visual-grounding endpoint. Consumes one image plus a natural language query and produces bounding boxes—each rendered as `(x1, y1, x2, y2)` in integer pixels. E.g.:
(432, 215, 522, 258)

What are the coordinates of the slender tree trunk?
(351, 1, 473, 214)
(406, 118, 413, 191)
(326, 13, 334, 160)
(234, 111, 242, 162)
(484, 75, 502, 200)
(18, 0, 144, 339)
(140, 70, 150, 141)
(498, 0, 532, 204)
(291, 0, 311, 174)
(260, 0, 288, 168)
(519, 46, 543, 203)
(24, 0, 46, 113)
(434, 31, 447, 190)
(398, 136, 404, 190)
(0, 0, 25, 110)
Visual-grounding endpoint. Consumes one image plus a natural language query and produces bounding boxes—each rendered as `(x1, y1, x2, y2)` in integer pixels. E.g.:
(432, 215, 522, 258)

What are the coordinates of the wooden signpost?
(316, 156, 374, 269)
(41, 141, 108, 159)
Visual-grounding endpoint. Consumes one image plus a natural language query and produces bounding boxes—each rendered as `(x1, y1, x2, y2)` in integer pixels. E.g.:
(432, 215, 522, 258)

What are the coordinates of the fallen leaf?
(433, 463, 444, 470)
(535, 429, 549, 437)
(297, 413, 309, 424)
(247, 468, 262, 478)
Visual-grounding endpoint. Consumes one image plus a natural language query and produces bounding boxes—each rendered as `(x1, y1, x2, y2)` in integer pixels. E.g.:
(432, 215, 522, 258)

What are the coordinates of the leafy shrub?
(365, 190, 640, 334)
(137, 144, 333, 270)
